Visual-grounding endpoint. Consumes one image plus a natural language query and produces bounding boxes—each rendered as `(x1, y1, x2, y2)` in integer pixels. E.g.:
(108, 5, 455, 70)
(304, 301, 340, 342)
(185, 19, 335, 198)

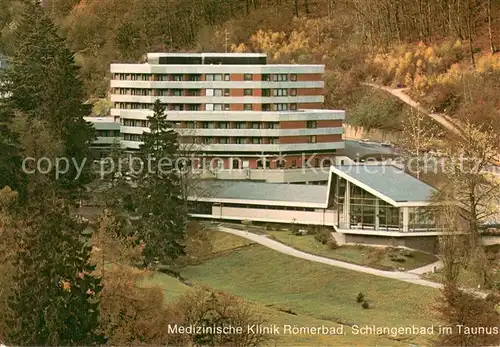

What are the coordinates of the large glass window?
(408, 207, 437, 231)
(378, 200, 401, 231)
(350, 185, 376, 230)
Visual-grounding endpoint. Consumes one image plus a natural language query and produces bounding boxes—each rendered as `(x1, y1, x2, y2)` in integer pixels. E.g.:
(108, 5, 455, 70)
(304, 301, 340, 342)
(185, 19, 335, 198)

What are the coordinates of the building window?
(206, 74, 214, 81)
(307, 121, 317, 128)
(262, 89, 271, 97)
(291, 160, 297, 168)
(252, 137, 263, 144)
(224, 74, 230, 81)
(172, 104, 184, 111)
(214, 89, 223, 97)
(172, 89, 182, 96)
(224, 89, 230, 96)
(244, 74, 253, 81)
(219, 137, 229, 144)
(206, 104, 214, 111)
(187, 122, 195, 129)
(203, 137, 213, 144)
(273, 74, 288, 82)
(290, 88, 297, 96)
(290, 103, 297, 110)
(187, 103, 201, 110)
(224, 104, 230, 111)
(218, 122, 228, 129)
(251, 122, 261, 129)
(268, 122, 280, 129)
(308, 135, 317, 143)
(243, 104, 253, 111)
(188, 74, 201, 81)
(214, 74, 223, 81)
(273, 103, 288, 111)
(235, 122, 246, 129)
(172, 74, 183, 81)
(244, 89, 253, 96)
(214, 104, 223, 111)
(272, 88, 288, 97)
(262, 74, 271, 81)
(290, 74, 297, 81)
(269, 138, 279, 144)
(236, 138, 246, 144)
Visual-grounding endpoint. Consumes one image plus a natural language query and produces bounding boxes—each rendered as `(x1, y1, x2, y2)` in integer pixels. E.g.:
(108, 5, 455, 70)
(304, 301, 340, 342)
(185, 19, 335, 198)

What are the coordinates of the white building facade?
(89, 52, 346, 183)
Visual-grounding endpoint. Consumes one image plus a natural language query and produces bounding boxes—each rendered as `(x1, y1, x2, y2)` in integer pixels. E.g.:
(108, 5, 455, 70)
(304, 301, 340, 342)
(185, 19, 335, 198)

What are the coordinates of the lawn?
(143, 271, 406, 346)
(142, 231, 441, 346)
(176, 233, 440, 346)
(267, 230, 438, 271)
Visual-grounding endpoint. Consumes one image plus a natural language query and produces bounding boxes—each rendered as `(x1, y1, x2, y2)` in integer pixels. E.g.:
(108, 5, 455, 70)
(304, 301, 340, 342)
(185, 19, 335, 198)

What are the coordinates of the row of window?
(96, 130, 120, 137)
(113, 88, 299, 97)
(193, 137, 280, 145)
(122, 134, 282, 145)
(113, 103, 299, 111)
(121, 120, 282, 130)
(112, 73, 300, 82)
(122, 134, 318, 145)
(188, 122, 281, 129)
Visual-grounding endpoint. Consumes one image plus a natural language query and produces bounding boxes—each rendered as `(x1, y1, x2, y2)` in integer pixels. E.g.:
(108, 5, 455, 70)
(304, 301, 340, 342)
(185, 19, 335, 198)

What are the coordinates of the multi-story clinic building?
(96, 52, 345, 183)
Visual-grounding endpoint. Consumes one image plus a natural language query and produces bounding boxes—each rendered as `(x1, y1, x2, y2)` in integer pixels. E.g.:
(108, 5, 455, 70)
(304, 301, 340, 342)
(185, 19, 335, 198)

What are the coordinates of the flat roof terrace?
(147, 52, 268, 65)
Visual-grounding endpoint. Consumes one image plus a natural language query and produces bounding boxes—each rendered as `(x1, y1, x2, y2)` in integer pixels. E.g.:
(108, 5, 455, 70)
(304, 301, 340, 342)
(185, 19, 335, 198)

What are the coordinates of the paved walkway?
(409, 260, 443, 275)
(361, 82, 500, 170)
(361, 83, 461, 135)
(216, 225, 443, 289)
(217, 226, 492, 298)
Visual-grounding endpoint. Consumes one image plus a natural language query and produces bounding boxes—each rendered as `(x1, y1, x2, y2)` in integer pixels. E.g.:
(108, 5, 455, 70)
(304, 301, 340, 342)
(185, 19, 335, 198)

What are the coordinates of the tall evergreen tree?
(6, 193, 105, 345)
(136, 99, 186, 266)
(0, 0, 94, 195)
(0, 2, 105, 344)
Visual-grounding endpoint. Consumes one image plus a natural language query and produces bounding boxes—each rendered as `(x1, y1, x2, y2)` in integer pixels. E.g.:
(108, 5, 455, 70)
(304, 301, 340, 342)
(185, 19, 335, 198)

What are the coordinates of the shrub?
(241, 219, 252, 226)
(402, 249, 414, 258)
(356, 292, 365, 303)
(361, 301, 370, 309)
(314, 230, 330, 245)
(389, 254, 406, 263)
(326, 237, 339, 249)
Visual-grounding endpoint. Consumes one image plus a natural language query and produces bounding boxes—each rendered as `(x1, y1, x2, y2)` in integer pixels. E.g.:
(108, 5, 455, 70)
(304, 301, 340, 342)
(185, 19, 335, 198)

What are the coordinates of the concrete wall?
(210, 206, 337, 226)
(344, 124, 399, 143)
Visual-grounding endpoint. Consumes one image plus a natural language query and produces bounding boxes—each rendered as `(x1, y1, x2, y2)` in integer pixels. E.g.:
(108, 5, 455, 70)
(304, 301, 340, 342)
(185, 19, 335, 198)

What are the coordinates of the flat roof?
(331, 164, 437, 204)
(190, 180, 328, 206)
(147, 52, 267, 58)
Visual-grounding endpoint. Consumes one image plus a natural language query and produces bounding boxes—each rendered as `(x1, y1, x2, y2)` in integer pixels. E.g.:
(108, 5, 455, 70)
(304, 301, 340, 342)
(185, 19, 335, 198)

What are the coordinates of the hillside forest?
(1, 0, 499, 132)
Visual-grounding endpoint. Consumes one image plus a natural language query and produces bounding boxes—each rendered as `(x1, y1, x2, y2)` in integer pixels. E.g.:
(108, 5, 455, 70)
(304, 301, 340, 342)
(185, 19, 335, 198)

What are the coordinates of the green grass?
(142, 231, 440, 346)
(179, 241, 440, 346)
(267, 231, 438, 271)
(142, 271, 405, 346)
(210, 230, 254, 253)
(140, 272, 190, 303)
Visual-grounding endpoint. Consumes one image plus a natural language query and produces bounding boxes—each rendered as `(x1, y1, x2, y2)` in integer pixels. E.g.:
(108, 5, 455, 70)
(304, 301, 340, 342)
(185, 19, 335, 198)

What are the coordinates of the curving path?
(361, 82, 462, 135)
(216, 225, 443, 289)
(217, 225, 489, 299)
(361, 82, 500, 170)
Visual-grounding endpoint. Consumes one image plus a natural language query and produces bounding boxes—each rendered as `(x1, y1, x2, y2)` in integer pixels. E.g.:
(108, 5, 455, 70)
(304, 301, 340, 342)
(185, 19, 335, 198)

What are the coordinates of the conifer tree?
(136, 99, 186, 265)
(6, 193, 105, 345)
(0, 0, 94, 195)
